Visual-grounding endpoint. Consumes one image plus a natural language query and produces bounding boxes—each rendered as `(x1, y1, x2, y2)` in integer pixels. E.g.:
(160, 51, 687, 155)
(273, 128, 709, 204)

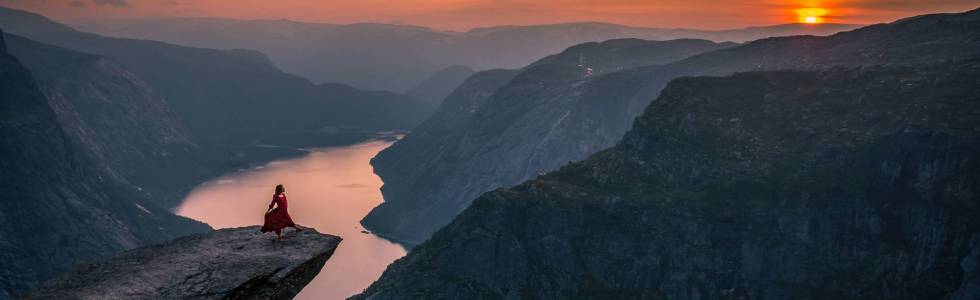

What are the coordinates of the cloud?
(90, 0, 128, 7)
(69, 0, 86, 8)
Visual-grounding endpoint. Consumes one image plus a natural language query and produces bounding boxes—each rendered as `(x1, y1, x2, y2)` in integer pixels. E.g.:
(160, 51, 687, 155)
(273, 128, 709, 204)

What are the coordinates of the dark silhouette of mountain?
(0, 34, 209, 299)
(365, 38, 739, 243)
(364, 8, 980, 243)
(3, 32, 215, 206)
(408, 65, 476, 108)
(0, 7, 431, 152)
(356, 60, 980, 299)
(72, 18, 860, 92)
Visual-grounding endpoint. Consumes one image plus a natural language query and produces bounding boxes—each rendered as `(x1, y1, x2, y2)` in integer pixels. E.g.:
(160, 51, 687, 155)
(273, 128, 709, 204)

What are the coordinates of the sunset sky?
(2, 0, 978, 31)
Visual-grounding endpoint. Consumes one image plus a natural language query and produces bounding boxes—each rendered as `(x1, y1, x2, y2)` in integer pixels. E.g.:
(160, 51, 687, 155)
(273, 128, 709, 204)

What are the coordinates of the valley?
(0, 3, 978, 300)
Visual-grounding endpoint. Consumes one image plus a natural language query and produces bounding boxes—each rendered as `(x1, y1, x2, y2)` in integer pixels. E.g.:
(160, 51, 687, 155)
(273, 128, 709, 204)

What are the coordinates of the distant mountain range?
(365, 8, 980, 244)
(73, 18, 860, 92)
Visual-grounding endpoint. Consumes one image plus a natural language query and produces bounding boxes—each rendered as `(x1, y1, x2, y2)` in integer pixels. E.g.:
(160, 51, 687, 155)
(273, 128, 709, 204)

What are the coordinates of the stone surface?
(355, 62, 980, 299)
(26, 226, 341, 300)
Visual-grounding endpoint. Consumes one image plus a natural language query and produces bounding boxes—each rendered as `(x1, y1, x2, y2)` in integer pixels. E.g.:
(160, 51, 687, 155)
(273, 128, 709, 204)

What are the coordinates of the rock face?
(365, 8, 980, 243)
(356, 61, 980, 299)
(367, 38, 737, 243)
(3, 32, 210, 200)
(0, 42, 209, 299)
(25, 227, 341, 300)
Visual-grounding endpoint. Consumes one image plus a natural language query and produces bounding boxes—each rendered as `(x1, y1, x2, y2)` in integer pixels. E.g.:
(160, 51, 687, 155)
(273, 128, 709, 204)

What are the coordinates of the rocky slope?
(0, 36, 209, 299)
(3, 33, 212, 201)
(356, 61, 980, 299)
(0, 6, 432, 150)
(366, 38, 737, 243)
(72, 17, 859, 92)
(25, 227, 341, 300)
(365, 7, 980, 243)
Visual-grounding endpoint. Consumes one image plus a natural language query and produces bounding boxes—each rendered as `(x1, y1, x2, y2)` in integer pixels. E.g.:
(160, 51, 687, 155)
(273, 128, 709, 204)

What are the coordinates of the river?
(175, 140, 406, 299)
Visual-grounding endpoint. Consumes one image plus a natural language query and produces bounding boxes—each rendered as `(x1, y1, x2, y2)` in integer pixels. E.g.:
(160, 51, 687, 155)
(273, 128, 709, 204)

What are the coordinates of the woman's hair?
(275, 184, 285, 195)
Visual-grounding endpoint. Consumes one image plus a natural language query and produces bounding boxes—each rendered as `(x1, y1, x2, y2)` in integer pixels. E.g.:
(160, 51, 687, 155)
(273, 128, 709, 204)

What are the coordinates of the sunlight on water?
(176, 140, 406, 300)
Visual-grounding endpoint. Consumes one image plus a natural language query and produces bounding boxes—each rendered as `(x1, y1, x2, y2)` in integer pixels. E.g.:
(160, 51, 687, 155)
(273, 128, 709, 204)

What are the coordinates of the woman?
(261, 184, 301, 239)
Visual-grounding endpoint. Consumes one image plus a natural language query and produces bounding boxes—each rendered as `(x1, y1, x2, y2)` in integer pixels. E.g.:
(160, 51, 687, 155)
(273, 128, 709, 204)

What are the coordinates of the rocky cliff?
(365, 7, 980, 243)
(367, 38, 737, 243)
(3, 32, 211, 200)
(0, 41, 209, 299)
(356, 61, 980, 299)
(26, 227, 341, 300)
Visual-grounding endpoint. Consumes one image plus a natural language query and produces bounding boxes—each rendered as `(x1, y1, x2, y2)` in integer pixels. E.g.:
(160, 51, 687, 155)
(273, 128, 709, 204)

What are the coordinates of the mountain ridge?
(356, 60, 980, 299)
(70, 15, 860, 91)
(364, 7, 980, 243)
(365, 38, 739, 243)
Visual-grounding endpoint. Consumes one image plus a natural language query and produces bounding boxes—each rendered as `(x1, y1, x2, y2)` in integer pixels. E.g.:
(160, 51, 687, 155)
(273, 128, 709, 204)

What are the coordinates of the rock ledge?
(25, 226, 341, 300)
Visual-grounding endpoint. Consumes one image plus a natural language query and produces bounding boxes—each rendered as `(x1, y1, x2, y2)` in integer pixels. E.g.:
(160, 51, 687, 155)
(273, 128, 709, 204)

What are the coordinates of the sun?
(796, 7, 829, 24)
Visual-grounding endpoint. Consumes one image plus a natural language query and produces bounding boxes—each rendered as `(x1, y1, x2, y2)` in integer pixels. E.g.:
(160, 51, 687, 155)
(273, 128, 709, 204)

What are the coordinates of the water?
(176, 140, 406, 299)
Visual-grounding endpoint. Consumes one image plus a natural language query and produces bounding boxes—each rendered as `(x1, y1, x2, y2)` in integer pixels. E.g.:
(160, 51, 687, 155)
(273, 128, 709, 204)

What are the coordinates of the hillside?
(357, 61, 980, 299)
(365, 7, 980, 243)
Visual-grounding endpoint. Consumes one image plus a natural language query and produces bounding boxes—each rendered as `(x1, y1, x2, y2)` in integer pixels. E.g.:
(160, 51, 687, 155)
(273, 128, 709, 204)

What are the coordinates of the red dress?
(261, 193, 296, 234)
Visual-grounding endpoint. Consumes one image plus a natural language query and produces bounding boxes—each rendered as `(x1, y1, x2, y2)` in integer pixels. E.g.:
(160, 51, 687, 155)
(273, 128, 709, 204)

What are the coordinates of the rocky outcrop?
(364, 7, 980, 243)
(0, 47, 209, 299)
(356, 61, 980, 299)
(26, 227, 341, 300)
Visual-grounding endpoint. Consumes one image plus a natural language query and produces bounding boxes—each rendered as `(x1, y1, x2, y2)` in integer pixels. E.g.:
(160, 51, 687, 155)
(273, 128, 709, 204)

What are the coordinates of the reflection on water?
(176, 140, 406, 300)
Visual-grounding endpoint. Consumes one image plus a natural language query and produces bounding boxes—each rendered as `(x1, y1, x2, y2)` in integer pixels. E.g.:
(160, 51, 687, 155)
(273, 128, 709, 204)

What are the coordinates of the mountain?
(2, 32, 214, 204)
(25, 227, 341, 300)
(0, 6, 431, 152)
(0, 34, 209, 299)
(364, 8, 980, 243)
(356, 61, 980, 299)
(72, 18, 860, 92)
(407, 65, 476, 107)
(365, 38, 739, 243)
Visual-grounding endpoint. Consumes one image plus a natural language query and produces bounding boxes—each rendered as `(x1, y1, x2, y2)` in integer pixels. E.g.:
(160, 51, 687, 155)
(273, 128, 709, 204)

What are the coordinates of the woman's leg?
(275, 229, 282, 240)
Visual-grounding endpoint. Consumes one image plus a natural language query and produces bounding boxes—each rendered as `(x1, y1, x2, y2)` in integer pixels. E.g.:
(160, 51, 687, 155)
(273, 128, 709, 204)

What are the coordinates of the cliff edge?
(24, 226, 341, 300)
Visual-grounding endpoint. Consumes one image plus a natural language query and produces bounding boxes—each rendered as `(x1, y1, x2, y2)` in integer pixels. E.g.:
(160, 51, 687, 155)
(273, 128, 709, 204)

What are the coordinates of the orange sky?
(2, 0, 978, 30)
